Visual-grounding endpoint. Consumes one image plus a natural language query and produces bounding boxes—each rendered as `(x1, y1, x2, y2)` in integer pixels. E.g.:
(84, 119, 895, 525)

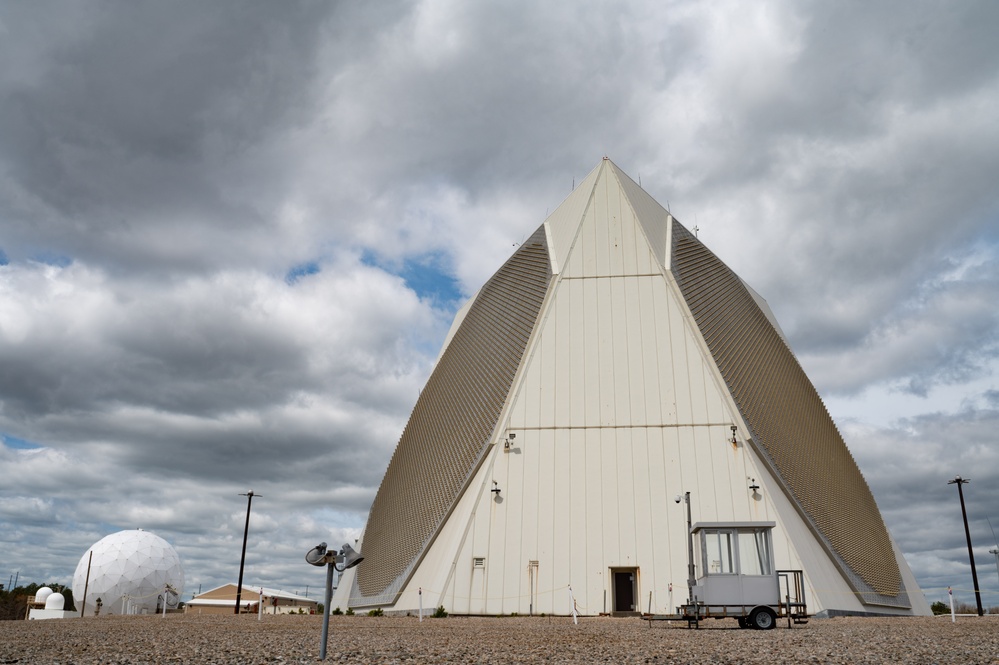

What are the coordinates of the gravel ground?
(1, 614, 997, 664)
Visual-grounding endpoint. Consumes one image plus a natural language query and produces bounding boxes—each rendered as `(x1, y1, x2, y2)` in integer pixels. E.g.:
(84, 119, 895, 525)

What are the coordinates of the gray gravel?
(1, 614, 997, 664)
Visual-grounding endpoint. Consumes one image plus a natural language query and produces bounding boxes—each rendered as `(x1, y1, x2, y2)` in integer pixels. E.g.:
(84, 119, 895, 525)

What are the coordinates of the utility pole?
(235, 491, 259, 614)
(948, 477, 983, 616)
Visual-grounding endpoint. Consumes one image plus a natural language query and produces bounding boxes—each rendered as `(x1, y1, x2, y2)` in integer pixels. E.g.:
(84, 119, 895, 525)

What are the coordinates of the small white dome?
(44, 592, 66, 610)
(35, 587, 54, 604)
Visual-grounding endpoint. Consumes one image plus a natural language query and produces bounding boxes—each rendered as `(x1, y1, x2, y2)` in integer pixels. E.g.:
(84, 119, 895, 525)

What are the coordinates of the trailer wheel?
(750, 607, 776, 630)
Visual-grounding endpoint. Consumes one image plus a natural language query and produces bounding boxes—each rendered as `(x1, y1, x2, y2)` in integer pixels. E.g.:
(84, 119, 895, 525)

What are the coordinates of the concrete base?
(29, 609, 77, 620)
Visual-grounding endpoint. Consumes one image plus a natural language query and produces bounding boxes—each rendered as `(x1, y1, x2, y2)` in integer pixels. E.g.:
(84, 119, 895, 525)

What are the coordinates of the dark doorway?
(611, 568, 638, 616)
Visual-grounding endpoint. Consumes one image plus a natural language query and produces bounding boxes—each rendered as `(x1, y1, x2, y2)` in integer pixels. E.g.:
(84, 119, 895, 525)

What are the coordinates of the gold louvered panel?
(355, 225, 552, 601)
(671, 221, 903, 602)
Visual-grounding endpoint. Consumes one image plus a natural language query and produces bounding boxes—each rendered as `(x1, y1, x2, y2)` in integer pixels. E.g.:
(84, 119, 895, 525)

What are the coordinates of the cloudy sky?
(2, 1, 997, 608)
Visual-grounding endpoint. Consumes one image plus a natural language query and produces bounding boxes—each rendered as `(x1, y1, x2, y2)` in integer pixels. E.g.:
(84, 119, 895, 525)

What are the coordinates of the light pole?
(947, 476, 983, 616)
(990, 548, 999, 586)
(674, 492, 695, 608)
(235, 490, 259, 615)
(306, 542, 364, 660)
(684, 492, 695, 605)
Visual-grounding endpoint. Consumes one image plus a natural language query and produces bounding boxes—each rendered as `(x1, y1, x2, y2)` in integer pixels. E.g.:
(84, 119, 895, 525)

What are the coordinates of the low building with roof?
(185, 584, 316, 615)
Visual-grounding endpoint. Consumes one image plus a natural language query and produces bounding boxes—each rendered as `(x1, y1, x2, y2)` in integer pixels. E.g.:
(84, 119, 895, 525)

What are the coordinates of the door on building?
(611, 568, 638, 616)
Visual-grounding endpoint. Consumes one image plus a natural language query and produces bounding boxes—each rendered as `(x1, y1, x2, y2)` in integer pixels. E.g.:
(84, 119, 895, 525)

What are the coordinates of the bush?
(432, 605, 448, 618)
(368, 608, 384, 617)
(930, 601, 948, 615)
(345, 608, 355, 616)
(331, 606, 343, 616)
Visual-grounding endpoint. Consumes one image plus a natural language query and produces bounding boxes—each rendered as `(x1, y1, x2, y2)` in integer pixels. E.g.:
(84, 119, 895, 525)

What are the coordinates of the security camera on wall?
(674, 495, 682, 504)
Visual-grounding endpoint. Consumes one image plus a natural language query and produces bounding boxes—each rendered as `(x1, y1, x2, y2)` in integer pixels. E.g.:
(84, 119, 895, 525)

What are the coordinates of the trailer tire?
(750, 607, 776, 630)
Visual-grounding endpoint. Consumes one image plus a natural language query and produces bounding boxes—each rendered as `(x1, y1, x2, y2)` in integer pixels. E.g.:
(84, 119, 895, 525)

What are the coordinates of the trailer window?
(703, 531, 735, 574)
(737, 530, 772, 576)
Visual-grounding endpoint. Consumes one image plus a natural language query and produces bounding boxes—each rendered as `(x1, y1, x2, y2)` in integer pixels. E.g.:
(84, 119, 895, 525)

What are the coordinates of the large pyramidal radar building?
(334, 158, 928, 617)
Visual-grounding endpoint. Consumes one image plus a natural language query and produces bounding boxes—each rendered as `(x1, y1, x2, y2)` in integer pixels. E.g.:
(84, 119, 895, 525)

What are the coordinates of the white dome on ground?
(44, 592, 65, 610)
(72, 530, 185, 615)
(35, 587, 54, 604)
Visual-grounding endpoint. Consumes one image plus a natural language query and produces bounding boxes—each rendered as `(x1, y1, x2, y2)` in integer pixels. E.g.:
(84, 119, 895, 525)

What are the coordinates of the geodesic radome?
(72, 529, 184, 615)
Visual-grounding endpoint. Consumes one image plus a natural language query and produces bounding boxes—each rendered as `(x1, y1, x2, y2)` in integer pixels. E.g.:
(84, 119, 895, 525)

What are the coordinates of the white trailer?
(675, 521, 808, 629)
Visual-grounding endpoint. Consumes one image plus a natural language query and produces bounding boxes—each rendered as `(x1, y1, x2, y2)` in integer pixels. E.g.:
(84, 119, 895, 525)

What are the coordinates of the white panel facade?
(340, 158, 929, 618)
(449, 213, 795, 614)
(546, 164, 602, 273)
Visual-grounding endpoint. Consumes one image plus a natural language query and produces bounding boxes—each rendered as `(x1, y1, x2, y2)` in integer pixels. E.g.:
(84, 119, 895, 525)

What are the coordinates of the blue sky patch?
(361, 251, 463, 306)
(401, 258, 462, 305)
(2, 434, 43, 450)
(285, 260, 321, 285)
(0, 248, 8, 265)
(30, 251, 72, 267)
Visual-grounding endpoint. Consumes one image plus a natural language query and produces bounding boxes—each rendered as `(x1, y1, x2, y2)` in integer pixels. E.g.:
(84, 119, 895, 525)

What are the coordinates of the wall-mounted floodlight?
(492, 480, 502, 495)
(504, 432, 516, 450)
(749, 479, 760, 493)
(730, 425, 738, 447)
(306, 541, 365, 660)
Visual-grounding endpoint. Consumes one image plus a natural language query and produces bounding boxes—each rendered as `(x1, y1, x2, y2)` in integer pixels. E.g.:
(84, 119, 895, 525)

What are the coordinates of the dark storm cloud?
(655, 2, 999, 401)
(797, 245, 999, 396)
(0, 256, 434, 486)
(0, 1, 333, 273)
(848, 401, 999, 599)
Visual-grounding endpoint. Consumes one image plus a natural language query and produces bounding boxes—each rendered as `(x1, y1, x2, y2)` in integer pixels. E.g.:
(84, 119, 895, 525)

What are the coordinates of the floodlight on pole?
(306, 541, 364, 661)
(235, 491, 259, 615)
(947, 476, 983, 616)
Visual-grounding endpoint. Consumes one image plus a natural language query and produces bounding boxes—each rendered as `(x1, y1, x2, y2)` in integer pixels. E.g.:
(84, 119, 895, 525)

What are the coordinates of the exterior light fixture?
(306, 542, 365, 660)
(504, 432, 516, 450)
(730, 426, 738, 447)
